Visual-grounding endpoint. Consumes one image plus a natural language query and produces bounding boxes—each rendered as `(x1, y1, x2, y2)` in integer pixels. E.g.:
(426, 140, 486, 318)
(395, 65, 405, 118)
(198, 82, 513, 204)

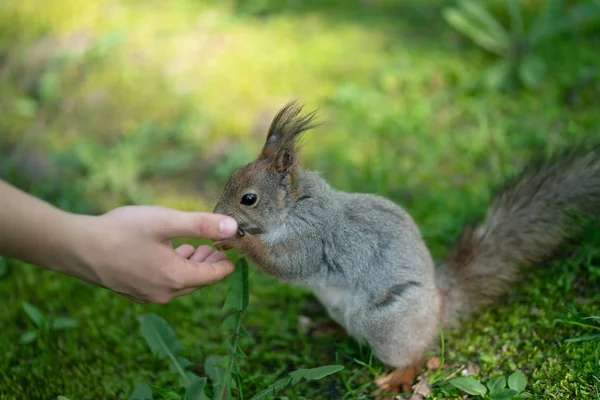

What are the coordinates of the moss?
(1, 0, 600, 398)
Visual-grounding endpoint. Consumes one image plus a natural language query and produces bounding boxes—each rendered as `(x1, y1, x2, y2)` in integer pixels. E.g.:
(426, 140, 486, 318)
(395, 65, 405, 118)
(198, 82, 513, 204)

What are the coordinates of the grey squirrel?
(212, 102, 600, 395)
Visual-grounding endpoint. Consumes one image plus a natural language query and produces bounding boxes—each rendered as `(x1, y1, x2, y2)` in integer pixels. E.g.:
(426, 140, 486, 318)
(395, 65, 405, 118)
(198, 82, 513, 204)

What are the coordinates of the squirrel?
(212, 101, 600, 395)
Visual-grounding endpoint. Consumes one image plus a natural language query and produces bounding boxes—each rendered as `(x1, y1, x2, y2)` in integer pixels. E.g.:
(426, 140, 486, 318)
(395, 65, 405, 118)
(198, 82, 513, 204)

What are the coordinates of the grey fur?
(213, 102, 600, 374)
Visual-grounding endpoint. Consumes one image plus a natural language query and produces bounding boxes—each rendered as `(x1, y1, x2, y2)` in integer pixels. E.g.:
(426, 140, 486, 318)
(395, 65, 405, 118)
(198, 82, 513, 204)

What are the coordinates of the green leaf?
(443, 7, 508, 56)
(583, 316, 600, 322)
(222, 258, 249, 314)
(518, 55, 546, 90)
(483, 59, 515, 90)
(565, 333, 600, 343)
(555, 318, 600, 330)
(129, 383, 153, 400)
(239, 324, 252, 339)
(57, 397, 72, 400)
(149, 385, 182, 400)
(140, 314, 183, 358)
(181, 371, 201, 389)
(250, 365, 343, 400)
(505, 0, 523, 35)
(449, 377, 487, 396)
(219, 313, 240, 333)
(508, 371, 527, 392)
(204, 355, 225, 382)
(457, 0, 510, 41)
(184, 377, 207, 400)
(487, 375, 507, 392)
(515, 392, 532, 398)
(51, 317, 78, 330)
(289, 365, 345, 384)
(489, 388, 519, 399)
(176, 356, 193, 370)
(19, 330, 39, 345)
(205, 355, 227, 396)
(22, 302, 45, 329)
(0, 256, 8, 279)
(529, 0, 565, 44)
(139, 314, 191, 386)
(249, 377, 293, 400)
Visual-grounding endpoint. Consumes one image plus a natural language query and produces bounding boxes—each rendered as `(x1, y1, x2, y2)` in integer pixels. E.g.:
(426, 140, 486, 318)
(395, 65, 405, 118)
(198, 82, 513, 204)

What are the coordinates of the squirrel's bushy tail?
(437, 146, 600, 328)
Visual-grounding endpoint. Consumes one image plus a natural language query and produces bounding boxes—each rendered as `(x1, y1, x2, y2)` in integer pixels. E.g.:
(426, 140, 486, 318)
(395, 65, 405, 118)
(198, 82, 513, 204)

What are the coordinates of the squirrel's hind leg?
(373, 355, 424, 395)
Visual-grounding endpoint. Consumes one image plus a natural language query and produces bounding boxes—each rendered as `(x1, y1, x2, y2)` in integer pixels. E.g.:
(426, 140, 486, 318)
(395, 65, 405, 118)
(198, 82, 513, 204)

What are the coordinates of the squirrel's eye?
(240, 193, 258, 206)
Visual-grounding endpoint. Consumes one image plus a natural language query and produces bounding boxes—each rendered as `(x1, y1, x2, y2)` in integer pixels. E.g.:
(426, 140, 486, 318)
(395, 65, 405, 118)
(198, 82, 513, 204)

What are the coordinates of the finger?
(205, 251, 228, 263)
(180, 259, 236, 288)
(153, 209, 238, 240)
(172, 286, 201, 299)
(189, 245, 214, 262)
(174, 244, 195, 259)
(118, 292, 147, 304)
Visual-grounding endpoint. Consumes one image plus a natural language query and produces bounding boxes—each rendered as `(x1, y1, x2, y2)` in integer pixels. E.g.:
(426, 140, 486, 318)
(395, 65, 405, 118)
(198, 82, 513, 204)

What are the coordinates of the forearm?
(0, 180, 88, 275)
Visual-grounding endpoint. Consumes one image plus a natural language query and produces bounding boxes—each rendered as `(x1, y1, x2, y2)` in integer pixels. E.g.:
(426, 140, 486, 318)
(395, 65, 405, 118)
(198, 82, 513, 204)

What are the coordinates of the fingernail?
(219, 217, 237, 236)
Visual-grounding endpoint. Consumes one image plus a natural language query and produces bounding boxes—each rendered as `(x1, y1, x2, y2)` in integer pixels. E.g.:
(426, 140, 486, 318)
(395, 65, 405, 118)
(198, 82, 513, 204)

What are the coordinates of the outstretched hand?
(0, 180, 239, 304)
(72, 206, 239, 303)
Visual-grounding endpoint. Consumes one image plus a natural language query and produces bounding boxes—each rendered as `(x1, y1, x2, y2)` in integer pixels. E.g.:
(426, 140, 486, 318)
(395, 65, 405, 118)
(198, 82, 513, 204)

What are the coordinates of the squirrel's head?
(213, 101, 318, 234)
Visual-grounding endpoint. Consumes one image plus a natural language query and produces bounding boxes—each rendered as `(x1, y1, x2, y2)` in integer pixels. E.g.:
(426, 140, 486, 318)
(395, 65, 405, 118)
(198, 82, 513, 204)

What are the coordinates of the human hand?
(65, 206, 239, 303)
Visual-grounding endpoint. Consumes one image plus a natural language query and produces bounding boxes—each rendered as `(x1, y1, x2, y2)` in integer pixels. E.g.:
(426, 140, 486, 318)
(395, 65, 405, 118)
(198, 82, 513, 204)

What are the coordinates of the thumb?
(152, 208, 238, 240)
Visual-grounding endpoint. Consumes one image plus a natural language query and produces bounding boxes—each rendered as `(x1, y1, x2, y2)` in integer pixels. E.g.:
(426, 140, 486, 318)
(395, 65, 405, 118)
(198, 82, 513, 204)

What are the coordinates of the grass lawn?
(1, 0, 600, 398)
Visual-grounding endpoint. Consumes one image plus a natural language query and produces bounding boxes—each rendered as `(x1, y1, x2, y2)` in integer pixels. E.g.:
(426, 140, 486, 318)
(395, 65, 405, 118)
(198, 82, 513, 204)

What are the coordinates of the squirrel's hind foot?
(373, 358, 423, 397)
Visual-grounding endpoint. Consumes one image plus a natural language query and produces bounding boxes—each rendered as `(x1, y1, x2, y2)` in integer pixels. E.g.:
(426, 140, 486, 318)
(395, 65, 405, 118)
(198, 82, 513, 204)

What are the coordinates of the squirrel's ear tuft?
(260, 101, 318, 173)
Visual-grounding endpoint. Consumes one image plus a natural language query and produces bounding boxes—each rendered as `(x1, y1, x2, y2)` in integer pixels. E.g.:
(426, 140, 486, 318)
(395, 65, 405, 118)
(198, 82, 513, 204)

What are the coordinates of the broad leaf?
(443, 8, 508, 56)
(57, 397, 72, 400)
(518, 55, 545, 90)
(139, 314, 183, 358)
(529, 0, 565, 44)
(181, 371, 201, 389)
(184, 377, 207, 400)
(219, 313, 240, 333)
(289, 365, 345, 384)
(22, 302, 44, 329)
(487, 375, 507, 393)
(129, 383, 153, 400)
(20, 330, 39, 345)
(222, 258, 249, 314)
(508, 371, 527, 392)
(505, 0, 523, 35)
(51, 317, 78, 330)
(176, 356, 193, 370)
(205, 355, 228, 397)
(149, 385, 182, 400)
(489, 388, 519, 399)
(249, 377, 293, 400)
(140, 314, 192, 386)
(457, 0, 510, 43)
(483, 59, 514, 90)
(250, 365, 344, 400)
(449, 377, 487, 396)
(516, 392, 532, 398)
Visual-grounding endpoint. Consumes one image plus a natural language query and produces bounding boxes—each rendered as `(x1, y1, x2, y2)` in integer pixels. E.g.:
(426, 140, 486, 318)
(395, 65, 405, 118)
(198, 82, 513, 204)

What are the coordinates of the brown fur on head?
(212, 101, 318, 234)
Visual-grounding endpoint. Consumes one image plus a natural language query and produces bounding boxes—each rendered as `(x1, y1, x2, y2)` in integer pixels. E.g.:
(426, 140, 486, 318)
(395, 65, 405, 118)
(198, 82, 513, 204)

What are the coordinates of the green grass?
(1, 0, 600, 398)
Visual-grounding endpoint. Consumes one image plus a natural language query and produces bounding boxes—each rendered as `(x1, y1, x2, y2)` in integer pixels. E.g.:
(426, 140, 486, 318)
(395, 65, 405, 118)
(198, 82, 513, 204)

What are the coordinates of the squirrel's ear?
(260, 101, 318, 174)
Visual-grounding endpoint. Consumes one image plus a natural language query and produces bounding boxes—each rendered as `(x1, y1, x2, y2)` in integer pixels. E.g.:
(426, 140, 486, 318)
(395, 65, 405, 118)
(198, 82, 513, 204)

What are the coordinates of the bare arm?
(0, 179, 239, 303)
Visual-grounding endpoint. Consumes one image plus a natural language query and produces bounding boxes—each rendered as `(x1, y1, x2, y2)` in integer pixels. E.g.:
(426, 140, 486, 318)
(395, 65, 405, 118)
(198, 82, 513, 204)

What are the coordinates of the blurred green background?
(1, 0, 600, 399)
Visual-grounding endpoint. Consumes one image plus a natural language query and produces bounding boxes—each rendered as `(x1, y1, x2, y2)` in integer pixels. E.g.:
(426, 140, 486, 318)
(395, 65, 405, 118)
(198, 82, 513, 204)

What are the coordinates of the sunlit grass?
(1, 0, 600, 398)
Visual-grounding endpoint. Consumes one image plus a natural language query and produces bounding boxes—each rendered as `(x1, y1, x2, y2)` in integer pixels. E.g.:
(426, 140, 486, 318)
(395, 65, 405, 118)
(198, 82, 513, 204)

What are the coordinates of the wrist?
(48, 211, 103, 285)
